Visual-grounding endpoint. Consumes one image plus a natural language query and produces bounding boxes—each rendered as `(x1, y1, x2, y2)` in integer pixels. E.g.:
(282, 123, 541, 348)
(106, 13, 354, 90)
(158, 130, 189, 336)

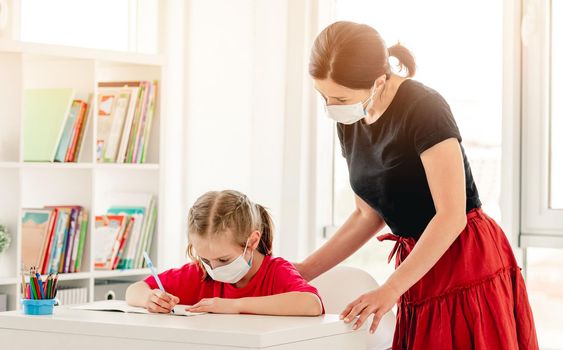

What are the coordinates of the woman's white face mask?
(324, 89, 376, 125)
(200, 240, 253, 284)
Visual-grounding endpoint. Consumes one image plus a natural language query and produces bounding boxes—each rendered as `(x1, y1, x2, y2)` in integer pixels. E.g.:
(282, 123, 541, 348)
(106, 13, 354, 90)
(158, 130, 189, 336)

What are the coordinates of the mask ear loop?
(242, 238, 254, 266)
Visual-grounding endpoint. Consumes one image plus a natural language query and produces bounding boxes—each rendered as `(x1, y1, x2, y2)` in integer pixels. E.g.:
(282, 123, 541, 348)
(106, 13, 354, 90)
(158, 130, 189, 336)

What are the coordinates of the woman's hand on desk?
(187, 297, 240, 314)
(340, 283, 399, 334)
(146, 289, 180, 313)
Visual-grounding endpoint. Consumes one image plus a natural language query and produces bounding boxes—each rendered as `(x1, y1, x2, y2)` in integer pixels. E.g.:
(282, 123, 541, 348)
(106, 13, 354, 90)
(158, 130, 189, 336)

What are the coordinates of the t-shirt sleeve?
(143, 263, 202, 303)
(410, 92, 462, 155)
(271, 259, 325, 313)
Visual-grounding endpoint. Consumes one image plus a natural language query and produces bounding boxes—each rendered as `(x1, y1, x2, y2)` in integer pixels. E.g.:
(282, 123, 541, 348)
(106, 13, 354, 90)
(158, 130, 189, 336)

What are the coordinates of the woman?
(295, 21, 538, 349)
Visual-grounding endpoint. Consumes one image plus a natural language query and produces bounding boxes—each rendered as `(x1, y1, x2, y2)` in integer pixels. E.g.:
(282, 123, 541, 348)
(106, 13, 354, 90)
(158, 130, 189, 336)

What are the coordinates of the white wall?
(182, 0, 295, 259)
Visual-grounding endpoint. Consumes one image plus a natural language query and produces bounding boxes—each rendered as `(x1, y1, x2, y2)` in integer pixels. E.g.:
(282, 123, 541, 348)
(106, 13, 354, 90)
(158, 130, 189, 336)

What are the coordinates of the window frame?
(521, 0, 563, 248)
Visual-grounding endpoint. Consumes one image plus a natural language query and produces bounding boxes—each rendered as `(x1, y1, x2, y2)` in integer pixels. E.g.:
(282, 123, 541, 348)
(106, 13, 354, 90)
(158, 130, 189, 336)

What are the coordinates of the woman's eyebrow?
(314, 88, 346, 99)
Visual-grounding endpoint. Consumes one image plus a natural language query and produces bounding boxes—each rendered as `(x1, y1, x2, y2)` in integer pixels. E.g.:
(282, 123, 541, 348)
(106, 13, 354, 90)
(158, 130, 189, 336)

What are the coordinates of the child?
(126, 190, 323, 316)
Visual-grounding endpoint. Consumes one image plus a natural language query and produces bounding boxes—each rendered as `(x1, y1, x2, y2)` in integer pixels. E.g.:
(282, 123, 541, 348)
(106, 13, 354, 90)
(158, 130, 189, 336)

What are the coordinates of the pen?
(143, 251, 174, 313)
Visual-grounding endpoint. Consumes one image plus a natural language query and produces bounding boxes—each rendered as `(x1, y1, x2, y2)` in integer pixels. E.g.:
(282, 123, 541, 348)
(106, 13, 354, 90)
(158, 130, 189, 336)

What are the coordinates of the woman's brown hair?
(186, 190, 274, 278)
(309, 21, 416, 89)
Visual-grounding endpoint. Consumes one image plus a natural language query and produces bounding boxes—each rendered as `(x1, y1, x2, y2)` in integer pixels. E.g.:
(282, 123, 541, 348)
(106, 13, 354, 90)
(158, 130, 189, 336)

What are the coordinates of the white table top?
(0, 307, 360, 348)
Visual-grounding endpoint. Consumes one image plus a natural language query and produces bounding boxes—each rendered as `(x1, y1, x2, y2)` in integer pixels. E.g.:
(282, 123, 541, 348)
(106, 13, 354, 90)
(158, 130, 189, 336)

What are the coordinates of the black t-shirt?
(337, 79, 481, 239)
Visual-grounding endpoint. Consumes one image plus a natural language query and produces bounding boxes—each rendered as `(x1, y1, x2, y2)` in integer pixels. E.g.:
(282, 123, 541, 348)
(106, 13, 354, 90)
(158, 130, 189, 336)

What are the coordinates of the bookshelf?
(0, 39, 165, 311)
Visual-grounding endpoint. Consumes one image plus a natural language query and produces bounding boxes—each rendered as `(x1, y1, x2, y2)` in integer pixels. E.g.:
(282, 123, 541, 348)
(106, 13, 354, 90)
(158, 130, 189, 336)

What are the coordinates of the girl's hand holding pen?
(145, 289, 180, 313)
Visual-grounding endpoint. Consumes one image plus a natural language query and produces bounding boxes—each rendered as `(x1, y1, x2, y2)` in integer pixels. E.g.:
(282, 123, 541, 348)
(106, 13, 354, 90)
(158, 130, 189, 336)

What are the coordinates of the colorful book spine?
(65, 101, 88, 162)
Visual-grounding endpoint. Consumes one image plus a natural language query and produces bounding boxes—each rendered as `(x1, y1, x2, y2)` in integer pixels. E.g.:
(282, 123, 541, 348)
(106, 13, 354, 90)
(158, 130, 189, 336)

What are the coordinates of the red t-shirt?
(144, 255, 323, 311)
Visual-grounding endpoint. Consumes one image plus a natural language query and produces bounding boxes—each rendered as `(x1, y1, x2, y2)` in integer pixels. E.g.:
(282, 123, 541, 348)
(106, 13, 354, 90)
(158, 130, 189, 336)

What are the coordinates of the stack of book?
(96, 81, 158, 164)
(23, 89, 90, 163)
(94, 193, 157, 270)
(21, 206, 89, 274)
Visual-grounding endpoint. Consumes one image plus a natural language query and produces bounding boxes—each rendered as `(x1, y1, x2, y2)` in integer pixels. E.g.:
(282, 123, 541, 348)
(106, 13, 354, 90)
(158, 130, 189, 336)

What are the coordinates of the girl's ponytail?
(255, 204, 273, 255)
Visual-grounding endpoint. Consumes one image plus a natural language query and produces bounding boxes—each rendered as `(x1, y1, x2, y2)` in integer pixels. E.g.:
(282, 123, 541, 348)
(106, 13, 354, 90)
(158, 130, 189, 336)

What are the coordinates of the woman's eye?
(218, 259, 229, 263)
(336, 99, 347, 103)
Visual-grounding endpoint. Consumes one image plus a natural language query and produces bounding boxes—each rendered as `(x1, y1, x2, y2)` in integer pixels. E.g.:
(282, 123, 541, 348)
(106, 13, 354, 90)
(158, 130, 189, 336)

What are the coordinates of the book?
(98, 82, 142, 163)
(94, 215, 127, 270)
(49, 209, 70, 273)
(107, 206, 145, 269)
(112, 216, 134, 270)
(21, 209, 54, 271)
(23, 88, 75, 162)
(21, 206, 87, 275)
(125, 82, 147, 163)
(71, 300, 204, 317)
(102, 90, 131, 162)
(139, 200, 157, 268)
(40, 208, 59, 274)
(105, 193, 155, 269)
(54, 100, 83, 162)
(96, 91, 118, 161)
(73, 210, 89, 272)
(72, 95, 93, 163)
(96, 81, 157, 163)
(65, 100, 89, 162)
(140, 81, 158, 163)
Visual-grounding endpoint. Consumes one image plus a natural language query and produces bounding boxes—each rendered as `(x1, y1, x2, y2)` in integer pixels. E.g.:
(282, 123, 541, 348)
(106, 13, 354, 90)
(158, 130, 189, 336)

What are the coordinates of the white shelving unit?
(0, 39, 165, 311)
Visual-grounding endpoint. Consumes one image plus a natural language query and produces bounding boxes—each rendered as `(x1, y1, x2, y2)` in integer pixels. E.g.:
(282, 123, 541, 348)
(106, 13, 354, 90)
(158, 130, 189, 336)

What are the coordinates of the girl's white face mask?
(200, 240, 253, 284)
(325, 90, 376, 125)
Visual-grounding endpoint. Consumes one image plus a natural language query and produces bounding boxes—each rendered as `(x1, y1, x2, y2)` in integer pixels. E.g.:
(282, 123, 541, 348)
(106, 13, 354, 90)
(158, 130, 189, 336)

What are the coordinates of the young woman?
(295, 21, 538, 349)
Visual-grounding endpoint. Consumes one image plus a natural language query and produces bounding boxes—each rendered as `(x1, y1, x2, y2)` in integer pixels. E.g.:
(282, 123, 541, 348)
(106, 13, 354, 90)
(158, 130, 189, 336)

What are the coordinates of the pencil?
(21, 273, 26, 295)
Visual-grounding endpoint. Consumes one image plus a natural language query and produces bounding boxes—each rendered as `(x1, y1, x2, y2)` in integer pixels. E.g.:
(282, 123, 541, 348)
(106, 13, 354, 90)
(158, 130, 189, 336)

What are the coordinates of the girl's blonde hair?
(186, 190, 274, 277)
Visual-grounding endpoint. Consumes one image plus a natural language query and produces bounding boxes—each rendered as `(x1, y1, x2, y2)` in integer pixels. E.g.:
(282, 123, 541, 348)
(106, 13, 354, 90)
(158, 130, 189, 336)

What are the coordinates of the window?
(520, 1, 563, 347)
(550, 0, 563, 209)
(521, 0, 563, 234)
(326, 0, 503, 284)
(20, 0, 158, 53)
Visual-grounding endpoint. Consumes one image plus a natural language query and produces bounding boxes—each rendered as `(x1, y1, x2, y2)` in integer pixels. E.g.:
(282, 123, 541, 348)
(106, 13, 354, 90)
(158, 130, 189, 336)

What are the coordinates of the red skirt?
(378, 208, 539, 350)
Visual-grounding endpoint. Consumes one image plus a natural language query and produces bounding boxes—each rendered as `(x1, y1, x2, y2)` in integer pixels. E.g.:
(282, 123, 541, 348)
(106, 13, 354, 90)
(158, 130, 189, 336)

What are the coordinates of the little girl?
(126, 190, 323, 316)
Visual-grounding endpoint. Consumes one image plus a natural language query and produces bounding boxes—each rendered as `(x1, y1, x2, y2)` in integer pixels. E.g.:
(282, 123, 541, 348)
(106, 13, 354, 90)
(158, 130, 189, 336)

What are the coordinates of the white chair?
(310, 266, 395, 350)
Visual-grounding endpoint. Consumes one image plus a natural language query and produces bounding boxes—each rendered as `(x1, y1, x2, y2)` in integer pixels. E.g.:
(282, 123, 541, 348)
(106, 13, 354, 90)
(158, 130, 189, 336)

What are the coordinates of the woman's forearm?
(125, 281, 152, 307)
(385, 211, 467, 296)
(237, 292, 323, 316)
(300, 209, 384, 281)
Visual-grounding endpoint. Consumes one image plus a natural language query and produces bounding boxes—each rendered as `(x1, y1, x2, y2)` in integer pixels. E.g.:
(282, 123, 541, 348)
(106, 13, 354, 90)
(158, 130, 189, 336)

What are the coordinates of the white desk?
(0, 307, 366, 349)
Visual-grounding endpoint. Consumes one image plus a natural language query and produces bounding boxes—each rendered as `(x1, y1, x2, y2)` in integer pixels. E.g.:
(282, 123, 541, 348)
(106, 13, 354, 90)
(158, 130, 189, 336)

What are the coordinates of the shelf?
(21, 162, 93, 169)
(0, 277, 17, 286)
(0, 40, 165, 312)
(0, 162, 160, 170)
(50, 272, 92, 281)
(92, 268, 151, 279)
(0, 39, 164, 66)
(94, 163, 160, 171)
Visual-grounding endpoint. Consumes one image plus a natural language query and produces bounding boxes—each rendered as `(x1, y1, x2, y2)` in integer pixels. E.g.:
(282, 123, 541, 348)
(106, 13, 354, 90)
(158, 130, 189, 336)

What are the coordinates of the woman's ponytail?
(388, 42, 416, 78)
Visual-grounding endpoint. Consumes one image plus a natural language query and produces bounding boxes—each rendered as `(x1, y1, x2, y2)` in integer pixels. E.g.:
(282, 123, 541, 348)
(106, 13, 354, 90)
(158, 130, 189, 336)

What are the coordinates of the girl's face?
(191, 230, 260, 269)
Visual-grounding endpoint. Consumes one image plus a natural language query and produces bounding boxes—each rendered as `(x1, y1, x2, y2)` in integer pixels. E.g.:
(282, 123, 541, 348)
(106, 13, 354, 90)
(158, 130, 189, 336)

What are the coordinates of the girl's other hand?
(188, 297, 240, 314)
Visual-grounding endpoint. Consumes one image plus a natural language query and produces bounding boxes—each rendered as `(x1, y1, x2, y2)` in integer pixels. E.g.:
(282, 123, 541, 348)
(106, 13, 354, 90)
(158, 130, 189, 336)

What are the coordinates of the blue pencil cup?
(21, 298, 56, 315)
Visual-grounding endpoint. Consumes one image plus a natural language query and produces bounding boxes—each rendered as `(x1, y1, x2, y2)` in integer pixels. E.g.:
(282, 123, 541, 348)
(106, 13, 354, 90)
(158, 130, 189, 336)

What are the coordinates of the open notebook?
(71, 300, 204, 316)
